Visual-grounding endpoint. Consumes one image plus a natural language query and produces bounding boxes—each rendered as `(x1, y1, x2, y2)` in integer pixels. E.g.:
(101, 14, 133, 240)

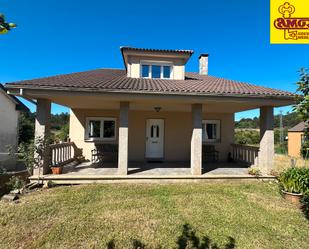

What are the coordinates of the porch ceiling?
(8, 88, 294, 113)
(51, 96, 262, 113)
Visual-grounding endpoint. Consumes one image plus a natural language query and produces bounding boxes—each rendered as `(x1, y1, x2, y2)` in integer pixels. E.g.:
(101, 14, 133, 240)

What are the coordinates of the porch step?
(29, 174, 276, 185)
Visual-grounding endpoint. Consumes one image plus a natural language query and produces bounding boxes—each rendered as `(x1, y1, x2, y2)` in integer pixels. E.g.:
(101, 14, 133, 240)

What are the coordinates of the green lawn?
(0, 182, 308, 249)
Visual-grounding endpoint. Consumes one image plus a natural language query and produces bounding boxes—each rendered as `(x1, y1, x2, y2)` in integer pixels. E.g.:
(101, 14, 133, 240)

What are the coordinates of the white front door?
(145, 119, 164, 159)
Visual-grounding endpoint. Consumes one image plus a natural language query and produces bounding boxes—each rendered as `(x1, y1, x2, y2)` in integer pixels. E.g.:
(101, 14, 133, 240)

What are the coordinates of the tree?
(18, 112, 35, 144)
(294, 68, 309, 159)
(0, 13, 16, 34)
(56, 123, 69, 142)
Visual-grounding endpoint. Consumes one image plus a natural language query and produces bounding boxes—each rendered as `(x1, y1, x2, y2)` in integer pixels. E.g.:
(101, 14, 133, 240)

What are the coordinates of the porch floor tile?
(59, 161, 251, 176)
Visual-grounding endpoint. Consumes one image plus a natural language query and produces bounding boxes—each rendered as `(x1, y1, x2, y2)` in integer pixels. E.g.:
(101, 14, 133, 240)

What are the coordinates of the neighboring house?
(0, 84, 29, 170)
(288, 121, 308, 157)
(5, 47, 294, 177)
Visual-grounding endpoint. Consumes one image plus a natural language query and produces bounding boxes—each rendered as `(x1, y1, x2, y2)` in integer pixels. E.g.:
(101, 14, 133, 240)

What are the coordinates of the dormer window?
(141, 62, 172, 79)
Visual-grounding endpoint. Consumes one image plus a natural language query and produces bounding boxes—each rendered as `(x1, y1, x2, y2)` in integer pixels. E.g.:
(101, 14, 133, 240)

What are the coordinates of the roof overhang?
(0, 84, 29, 112)
(5, 84, 295, 112)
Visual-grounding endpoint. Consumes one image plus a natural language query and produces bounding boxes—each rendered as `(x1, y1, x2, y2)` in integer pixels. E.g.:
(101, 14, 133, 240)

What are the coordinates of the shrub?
(275, 142, 288, 155)
(6, 176, 26, 190)
(0, 166, 7, 175)
(301, 139, 309, 159)
(248, 166, 261, 176)
(300, 194, 309, 219)
(278, 167, 309, 194)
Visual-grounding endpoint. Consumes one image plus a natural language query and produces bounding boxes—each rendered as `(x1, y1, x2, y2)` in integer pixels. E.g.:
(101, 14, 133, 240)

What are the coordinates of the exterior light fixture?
(154, 107, 161, 112)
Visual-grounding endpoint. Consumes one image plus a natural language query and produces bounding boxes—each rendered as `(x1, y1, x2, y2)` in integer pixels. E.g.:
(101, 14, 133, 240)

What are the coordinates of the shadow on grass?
(177, 223, 235, 249)
(106, 223, 235, 249)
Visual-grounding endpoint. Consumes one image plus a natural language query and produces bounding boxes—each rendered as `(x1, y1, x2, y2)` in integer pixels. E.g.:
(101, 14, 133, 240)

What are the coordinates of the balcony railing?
(231, 143, 259, 166)
(50, 142, 82, 167)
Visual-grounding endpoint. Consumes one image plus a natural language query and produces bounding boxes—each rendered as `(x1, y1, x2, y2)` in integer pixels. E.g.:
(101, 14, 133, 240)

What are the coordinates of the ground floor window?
(202, 120, 220, 142)
(85, 117, 116, 141)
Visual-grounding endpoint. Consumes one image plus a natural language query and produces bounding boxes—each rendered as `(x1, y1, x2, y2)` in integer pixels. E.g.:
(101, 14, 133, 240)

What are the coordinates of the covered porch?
(16, 90, 287, 180)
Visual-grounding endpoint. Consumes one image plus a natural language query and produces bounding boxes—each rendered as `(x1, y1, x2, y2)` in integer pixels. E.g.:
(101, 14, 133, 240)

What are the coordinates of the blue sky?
(1, 0, 307, 120)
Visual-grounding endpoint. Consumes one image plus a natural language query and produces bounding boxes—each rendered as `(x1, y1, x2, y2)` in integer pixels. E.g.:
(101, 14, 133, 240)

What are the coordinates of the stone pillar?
(191, 104, 203, 175)
(118, 101, 129, 175)
(33, 99, 51, 176)
(259, 106, 274, 175)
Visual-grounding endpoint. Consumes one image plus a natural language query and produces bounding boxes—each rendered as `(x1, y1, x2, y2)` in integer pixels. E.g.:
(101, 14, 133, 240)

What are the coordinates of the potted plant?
(51, 166, 62, 175)
(278, 167, 309, 206)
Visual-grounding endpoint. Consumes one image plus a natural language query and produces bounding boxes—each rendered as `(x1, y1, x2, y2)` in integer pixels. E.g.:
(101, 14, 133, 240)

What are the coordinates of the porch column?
(33, 99, 51, 176)
(259, 106, 274, 175)
(118, 101, 129, 175)
(191, 104, 202, 175)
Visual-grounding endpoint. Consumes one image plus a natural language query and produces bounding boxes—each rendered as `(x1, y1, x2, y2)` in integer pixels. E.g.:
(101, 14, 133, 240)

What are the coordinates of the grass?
(0, 182, 308, 249)
(273, 154, 308, 175)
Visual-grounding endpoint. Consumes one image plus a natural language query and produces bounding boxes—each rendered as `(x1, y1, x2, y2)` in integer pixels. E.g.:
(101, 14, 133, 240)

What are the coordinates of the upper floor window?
(141, 63, 172, 79)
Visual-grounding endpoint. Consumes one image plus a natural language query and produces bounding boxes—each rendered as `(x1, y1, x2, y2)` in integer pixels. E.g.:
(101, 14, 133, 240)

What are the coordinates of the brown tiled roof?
(5, 69, 294, 98)
(289, 121, 308, 132)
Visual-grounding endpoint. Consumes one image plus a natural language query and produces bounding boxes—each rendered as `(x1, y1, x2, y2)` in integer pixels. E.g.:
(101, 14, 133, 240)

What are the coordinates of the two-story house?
(5, 47, 294, 181)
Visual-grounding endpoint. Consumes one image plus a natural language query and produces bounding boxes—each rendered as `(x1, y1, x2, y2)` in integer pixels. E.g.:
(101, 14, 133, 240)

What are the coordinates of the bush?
(300, 194, 309, 219)
(278, 167, 309, 194)
(301, 139, 309, 159)
(248, 166, 261, 176)
(0, 166, 7, 175)
(275, 142, 288, 155)
(6, 176, 26, 190)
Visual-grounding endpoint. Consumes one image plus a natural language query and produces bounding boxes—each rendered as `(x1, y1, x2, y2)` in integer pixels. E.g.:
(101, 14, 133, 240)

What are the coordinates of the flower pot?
(281, 190, 303, 206)
(51, 167, 62, 175)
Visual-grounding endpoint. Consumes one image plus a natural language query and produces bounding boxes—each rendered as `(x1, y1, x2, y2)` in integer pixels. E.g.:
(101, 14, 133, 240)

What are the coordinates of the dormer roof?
(120, 46, 193, 70)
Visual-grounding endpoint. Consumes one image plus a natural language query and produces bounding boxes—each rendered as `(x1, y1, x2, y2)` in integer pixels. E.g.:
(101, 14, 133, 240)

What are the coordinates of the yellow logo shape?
(270, 0, 309, 44)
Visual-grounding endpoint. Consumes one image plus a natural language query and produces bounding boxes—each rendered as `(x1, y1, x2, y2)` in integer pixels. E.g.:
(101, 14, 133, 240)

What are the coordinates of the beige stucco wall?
(288, 132, 303, 157)
(0, 92, 19, 170)
(70, 108, 234, 163)
(127, 55, 185, 80)
(0, 92, 19, 152)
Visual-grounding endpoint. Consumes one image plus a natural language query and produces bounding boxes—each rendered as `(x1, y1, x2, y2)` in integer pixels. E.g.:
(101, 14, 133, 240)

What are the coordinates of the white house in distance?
(0, 84, 29, 171)
(5, 47, 294, 182)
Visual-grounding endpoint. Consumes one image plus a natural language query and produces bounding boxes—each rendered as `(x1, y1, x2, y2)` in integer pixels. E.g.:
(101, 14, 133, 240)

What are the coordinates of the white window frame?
(85, 117, 117, 141)
(140, 60, 173, 79)
(202, 120, 221, 143)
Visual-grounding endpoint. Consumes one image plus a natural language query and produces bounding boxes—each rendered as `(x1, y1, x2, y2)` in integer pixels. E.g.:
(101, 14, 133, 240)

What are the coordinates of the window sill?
(85, 138, 116, 142)
(141, 77, 172, 80)
(203, 140, 221, 144)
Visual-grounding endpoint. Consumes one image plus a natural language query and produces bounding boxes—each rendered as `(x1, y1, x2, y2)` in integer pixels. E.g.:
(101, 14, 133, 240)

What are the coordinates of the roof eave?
(4, 84, 296, 102)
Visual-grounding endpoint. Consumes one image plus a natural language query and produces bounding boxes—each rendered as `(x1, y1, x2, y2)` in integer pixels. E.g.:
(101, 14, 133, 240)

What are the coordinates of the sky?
(1, 0, 308, 120)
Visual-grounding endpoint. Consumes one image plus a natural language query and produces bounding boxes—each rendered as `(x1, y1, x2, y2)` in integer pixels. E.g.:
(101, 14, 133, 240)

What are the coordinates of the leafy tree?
(235, 130, 260, 145)
(0, 13, 16, 34)
(50, 112, 69, 130)
(18, 112, 70, 144)
(294, 68, 309, 159)
(235, 112, 302, 130)
(56, 123, 69, 142)
(18, 112, 35, 144)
